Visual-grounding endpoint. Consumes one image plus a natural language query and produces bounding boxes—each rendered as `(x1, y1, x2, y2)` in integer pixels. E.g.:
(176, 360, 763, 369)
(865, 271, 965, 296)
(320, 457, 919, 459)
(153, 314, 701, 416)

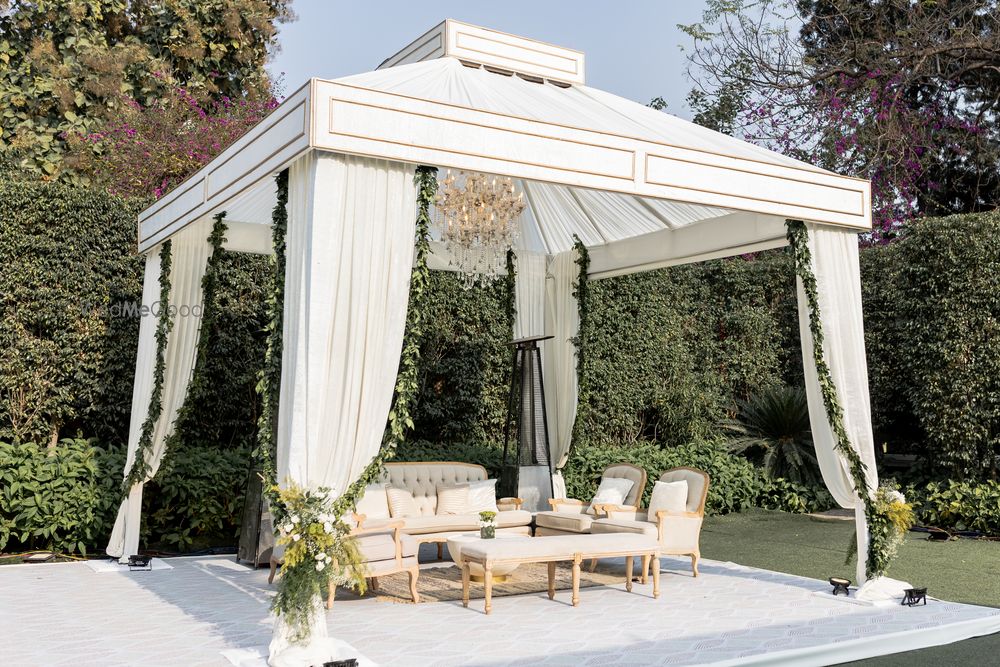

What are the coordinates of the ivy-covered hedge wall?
(0, 179, 268, 450)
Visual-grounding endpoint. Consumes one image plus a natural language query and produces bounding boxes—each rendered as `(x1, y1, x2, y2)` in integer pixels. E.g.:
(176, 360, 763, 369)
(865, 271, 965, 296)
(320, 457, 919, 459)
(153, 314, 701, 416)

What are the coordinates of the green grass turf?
(700, 510, 1000, 665)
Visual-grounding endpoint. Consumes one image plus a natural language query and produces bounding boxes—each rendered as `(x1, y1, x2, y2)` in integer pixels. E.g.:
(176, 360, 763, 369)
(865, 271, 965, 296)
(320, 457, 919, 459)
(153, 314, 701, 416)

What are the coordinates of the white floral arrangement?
(478, 511, 498, 529)
(270, 482, 365, 641)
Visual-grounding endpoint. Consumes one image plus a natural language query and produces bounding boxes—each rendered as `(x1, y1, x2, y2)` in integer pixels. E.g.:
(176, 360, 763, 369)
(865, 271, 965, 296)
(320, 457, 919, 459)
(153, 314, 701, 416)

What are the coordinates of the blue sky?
(267, 1, 708, 118)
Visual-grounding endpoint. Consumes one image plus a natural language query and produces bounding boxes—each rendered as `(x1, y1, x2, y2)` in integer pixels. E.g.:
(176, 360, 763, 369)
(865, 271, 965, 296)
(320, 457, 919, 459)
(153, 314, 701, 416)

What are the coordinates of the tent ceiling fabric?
(335, 57, 828, 176)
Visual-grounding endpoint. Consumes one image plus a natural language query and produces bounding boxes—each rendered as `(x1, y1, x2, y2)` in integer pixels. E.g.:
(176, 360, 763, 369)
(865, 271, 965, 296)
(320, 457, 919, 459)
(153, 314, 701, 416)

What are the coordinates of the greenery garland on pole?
(254, 169, 288, 493)
(505, 248, 517, 331)
(572, 236, 590, 385)
(168, 212, 228, 450)
(785, 219, 913, 579)
(122, 240, 173, 494)
(256, 166, 438, 642)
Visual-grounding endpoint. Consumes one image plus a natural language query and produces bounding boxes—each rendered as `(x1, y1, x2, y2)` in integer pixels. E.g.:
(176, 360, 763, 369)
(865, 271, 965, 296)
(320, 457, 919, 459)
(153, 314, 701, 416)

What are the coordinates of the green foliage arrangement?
(0, 438, 115, 554)
(0, 438, 248, 554)
(121, 241, 172, 493)
(724, 385, 821, 485)
(270, 482, 366, 642)
(908, 480, 1000, 535)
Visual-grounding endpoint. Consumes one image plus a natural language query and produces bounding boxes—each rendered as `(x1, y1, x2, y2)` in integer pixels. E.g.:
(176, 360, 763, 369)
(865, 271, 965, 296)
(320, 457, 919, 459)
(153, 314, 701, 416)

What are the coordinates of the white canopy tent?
(107, 19, 878, 600)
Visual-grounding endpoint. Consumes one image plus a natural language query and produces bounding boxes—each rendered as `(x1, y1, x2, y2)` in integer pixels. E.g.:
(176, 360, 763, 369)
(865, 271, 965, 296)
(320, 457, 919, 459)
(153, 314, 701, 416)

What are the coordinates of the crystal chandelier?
(435, 170, 524, 288)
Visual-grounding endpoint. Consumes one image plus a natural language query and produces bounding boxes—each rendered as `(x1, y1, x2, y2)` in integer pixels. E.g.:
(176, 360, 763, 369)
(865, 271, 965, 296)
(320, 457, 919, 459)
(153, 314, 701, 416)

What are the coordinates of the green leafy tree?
(0, 0, 293, 181)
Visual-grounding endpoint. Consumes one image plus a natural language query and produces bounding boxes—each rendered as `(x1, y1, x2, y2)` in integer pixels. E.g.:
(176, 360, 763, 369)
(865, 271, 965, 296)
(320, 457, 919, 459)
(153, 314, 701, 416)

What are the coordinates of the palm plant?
(723, 385, 821, 485)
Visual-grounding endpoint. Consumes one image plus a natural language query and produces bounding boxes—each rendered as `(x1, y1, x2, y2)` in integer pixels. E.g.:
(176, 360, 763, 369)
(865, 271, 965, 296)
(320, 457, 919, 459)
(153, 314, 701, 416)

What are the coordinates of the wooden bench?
(457, 533, 661, 614)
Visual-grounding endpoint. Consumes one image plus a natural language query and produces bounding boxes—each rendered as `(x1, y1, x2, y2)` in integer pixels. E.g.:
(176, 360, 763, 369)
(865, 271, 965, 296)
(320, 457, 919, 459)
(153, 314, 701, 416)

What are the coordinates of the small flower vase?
(480, 524, 495, 540)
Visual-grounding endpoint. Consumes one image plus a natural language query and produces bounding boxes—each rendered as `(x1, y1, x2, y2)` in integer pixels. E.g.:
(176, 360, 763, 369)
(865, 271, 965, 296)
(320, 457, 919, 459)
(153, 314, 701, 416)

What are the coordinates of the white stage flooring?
(3, 548, 998, 667)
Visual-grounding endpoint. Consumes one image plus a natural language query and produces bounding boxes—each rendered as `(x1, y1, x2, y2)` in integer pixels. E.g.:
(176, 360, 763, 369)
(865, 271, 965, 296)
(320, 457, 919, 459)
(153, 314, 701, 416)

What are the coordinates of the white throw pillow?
(467, 479, 499, 513)
(436, 484, 470, 515)
(588, 477, 635, 514)
(386, 487, 420, 518)
(647, 480, 689, 518)
(354, 483, 390, 520)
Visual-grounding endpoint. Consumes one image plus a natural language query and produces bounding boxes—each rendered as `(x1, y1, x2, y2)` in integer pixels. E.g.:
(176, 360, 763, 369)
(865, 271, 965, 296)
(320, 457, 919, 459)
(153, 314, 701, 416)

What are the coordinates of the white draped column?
(269, 151, 417, 666)
(796, 222, 879, 586)
(543, 249, 580, 498)
(106, 217, 213, 561)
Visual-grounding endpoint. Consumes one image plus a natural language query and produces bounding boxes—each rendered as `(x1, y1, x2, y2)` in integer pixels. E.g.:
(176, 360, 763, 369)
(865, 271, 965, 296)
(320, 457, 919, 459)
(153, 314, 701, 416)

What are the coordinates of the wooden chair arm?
(591, 503, 632, 518)
(351, 517, 405, 535)
(497, 496, 524, 510)
(654, 510, 703, 520)
(548, 498, 585, 510)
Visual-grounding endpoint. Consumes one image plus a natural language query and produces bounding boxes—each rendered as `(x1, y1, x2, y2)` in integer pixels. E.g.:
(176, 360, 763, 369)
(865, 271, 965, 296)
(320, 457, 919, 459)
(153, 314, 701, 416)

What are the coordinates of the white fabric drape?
(271, 151, 417, 666)
(796, 222, 878, 585)
(543, 250, 580, 472)
(514, 251, 547, 339)
(106, 218, 213, 560)
(275, 151, 417, 492)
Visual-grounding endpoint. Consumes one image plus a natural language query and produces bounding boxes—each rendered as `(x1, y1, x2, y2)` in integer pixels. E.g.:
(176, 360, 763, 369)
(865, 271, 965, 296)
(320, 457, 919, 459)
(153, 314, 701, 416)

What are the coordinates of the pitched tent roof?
(137, 20, 870, 278)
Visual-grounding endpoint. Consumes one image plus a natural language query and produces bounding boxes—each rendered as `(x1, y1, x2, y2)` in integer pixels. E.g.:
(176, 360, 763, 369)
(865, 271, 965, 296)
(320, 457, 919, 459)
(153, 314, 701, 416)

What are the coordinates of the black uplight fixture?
(901, 587, 927, 606)
(127, 554, 153, 571)
(829, 577, 851, 596)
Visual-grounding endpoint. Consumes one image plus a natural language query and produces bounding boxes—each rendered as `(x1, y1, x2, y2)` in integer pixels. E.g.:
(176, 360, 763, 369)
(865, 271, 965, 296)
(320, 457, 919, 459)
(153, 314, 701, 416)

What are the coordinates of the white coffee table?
(447, 532, 529, 583)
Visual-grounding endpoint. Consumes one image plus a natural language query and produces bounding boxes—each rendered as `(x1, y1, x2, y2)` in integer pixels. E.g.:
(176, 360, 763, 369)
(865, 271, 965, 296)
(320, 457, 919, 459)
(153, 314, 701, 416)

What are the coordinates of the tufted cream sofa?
(355, 462, 532, 556)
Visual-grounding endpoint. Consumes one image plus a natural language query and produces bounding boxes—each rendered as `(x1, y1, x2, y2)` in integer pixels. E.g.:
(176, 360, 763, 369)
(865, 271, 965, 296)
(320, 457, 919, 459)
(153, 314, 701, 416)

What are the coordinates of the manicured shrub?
(891, 212, 1000, 478)
(0, 439, 249, 554)
(0, 439, 119, 554)
(0, 180, 144, 446)
(907, 480, 1000, 535)
(0, 178, 269, 450)
(757, 478, 836, 514)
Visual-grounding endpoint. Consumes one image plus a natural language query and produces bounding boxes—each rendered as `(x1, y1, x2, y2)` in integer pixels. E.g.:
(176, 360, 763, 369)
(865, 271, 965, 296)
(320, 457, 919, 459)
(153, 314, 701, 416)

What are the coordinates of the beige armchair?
(591, 467, 709, 576)
(268, 513, 421, 608)
(535, 463, 647, 536)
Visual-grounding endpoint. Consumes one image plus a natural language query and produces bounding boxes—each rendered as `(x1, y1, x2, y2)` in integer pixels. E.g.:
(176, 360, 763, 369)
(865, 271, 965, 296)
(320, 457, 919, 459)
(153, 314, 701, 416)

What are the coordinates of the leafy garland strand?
(168, 212, 228, 450)
(255, 169, 289, 499)
(505, 248, 517, 330)
(565, 236, 590, 458)
(328, 165, 437, 519)
(785, 219, 887, 578)
(122, 240, 173, 494)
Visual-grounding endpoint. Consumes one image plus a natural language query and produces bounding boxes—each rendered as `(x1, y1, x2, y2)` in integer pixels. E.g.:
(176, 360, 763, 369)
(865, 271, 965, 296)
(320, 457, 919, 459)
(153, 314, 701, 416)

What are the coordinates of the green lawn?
(701, 510, 1000, 665)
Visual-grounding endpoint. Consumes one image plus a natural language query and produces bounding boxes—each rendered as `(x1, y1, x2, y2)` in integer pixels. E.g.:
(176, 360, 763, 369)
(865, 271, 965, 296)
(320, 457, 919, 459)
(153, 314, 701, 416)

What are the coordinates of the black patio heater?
(499, 335, 555, 512)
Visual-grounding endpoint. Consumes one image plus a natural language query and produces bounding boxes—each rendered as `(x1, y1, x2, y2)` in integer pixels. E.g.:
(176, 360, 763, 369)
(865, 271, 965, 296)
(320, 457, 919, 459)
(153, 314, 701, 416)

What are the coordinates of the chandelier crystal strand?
(435, 170, 524, 288)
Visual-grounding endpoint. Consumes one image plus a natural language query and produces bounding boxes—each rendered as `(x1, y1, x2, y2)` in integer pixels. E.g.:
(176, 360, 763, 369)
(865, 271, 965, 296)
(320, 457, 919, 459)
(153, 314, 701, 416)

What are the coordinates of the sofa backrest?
(659, 467, 710, 514)
(383, 461, 489, 516)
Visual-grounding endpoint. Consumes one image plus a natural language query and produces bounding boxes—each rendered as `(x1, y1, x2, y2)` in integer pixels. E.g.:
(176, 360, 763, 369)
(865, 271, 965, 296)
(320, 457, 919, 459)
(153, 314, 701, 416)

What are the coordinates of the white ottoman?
(447, 532, 531, 583)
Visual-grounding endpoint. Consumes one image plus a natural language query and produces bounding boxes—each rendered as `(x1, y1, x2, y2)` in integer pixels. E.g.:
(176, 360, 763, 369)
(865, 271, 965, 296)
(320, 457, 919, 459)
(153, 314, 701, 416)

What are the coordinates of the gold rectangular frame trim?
(321, 79, 867, 183)
(205, 99, 308, 199)
(643, 153, 867, 218)
(325, 95, 636, 181)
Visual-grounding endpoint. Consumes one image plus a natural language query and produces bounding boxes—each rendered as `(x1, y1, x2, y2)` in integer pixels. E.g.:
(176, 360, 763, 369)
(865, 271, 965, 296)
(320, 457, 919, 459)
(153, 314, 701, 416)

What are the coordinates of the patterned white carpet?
(3, 548, 998, 667)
